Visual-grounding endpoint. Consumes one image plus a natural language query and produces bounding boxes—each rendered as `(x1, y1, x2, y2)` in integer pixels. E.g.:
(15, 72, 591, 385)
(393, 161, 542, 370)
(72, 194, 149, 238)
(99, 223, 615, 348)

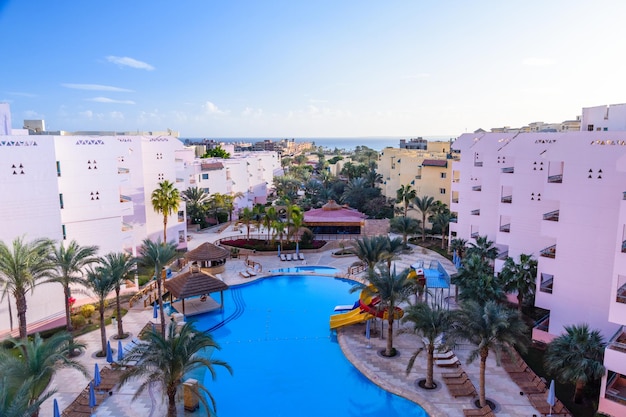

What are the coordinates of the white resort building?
(450, 103, 626, 416)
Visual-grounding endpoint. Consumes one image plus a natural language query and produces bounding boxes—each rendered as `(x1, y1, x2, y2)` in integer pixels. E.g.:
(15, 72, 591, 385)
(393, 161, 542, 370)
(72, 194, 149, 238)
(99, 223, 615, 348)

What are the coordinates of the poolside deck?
(171, 296, 222, 316)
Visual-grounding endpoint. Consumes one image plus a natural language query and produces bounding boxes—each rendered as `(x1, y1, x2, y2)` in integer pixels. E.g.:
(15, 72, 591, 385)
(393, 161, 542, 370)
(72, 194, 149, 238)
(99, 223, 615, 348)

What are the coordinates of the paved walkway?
(36, 227, 543, 416)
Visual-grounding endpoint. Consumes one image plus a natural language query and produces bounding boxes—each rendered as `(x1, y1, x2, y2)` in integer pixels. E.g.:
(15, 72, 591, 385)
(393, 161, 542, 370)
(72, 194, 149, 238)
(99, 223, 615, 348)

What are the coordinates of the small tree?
(84, 265, 115, 356)
(500, 253, 538, 312)
(151, 180, 181, 242)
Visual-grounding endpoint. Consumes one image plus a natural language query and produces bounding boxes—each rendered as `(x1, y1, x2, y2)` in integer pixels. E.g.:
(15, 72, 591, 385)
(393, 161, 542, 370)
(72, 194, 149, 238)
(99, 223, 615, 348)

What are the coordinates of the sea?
(181, 136, 455, 152)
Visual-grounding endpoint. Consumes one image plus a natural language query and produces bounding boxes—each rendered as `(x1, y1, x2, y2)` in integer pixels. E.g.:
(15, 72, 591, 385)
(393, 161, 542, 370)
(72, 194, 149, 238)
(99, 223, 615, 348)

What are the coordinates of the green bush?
(80, 304, 95, 318)
(216, 211, 228, 224)
(71, 314, 86, 328)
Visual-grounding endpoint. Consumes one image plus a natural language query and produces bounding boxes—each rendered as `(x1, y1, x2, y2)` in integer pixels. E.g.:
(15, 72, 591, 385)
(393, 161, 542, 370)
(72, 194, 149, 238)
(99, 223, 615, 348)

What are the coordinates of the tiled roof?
(422, 159, 447, 167)
(201, 162, 224, 171)
(164, 270, 228, 299)
(185, 242, 230, 261)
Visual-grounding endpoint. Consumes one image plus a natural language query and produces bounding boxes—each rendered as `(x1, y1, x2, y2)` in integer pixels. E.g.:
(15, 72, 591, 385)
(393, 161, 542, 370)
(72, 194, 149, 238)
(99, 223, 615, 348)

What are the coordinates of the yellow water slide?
(329, 308, 372, 330)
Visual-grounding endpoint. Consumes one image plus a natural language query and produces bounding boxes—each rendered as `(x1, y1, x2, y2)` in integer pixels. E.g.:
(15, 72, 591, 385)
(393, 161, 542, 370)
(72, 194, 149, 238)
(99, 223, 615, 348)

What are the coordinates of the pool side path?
(37, 226, 543, 416)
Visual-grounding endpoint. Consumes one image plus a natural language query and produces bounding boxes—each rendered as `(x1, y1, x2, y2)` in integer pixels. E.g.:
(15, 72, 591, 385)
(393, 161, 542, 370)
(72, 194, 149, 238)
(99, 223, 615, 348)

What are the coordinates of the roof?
(164, 270, 229, 299)
(201, 162, 224, 171)
(422, 159, 447, 167)
(304, 200, 366, 225)
(185, 242, 230, 261)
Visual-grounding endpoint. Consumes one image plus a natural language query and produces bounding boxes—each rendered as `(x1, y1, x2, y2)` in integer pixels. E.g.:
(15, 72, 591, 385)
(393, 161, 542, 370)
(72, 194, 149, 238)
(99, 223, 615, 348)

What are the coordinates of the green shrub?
(71, 314, 86, 328)
(80, 304, 95, 318)
(216, 211, 228, 223)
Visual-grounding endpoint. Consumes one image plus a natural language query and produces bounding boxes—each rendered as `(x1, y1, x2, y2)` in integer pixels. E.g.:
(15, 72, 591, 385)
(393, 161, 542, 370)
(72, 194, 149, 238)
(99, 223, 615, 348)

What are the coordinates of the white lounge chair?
(436, 356, 460, 367)
(239, 271, 251, 278)
(247, 268, 257, 276)
(280, 254, 287, 261)
(298, 253, 305, 261)
(286, 254, 293, 261)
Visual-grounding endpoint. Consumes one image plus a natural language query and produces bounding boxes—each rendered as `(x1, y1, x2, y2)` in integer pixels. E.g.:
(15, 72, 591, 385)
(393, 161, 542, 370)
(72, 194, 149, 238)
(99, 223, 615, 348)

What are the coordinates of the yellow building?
(377, 141, 457, 219)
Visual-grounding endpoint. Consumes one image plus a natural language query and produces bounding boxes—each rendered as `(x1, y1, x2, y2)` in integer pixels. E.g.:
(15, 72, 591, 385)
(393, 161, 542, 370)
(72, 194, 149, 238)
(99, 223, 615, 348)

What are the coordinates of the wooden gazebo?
(304, 200, 366, 235)
(164, 269, 229, 316)
(185, 242, 230, 273)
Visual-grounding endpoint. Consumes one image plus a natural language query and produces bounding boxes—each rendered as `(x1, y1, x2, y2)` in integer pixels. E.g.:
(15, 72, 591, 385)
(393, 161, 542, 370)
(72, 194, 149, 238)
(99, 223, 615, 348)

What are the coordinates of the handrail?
(543, 210, 560, 221)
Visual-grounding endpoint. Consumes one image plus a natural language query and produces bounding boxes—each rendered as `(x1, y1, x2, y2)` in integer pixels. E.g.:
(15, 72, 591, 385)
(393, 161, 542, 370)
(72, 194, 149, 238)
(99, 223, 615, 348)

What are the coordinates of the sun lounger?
(444, 374, 470, 385)
(436, 355, 460, 367)
(298, 253, 305, 260)
(280, 254, 287, 261)
(286, 253, 293, 261)
(239, 271, 251, 278)
(247, 268, 257, 276)
(448, 380, 477, 398)
(463, 405, 495, 417)
(433, 350, 455, 360)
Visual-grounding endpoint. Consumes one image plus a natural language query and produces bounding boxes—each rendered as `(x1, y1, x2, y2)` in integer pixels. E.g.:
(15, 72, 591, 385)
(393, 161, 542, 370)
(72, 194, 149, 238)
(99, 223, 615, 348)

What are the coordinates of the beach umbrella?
(106, 341, 113, 364)
(153, 301, 159, 319)
(88, 381, 96, 408)
(547, 380, 556, 415)
(296, 242, 299, 257)
(93, 363, 101, 387)
(117, 340, 124, 362)
(53, 398, 60, 417)
(277, 244, 281, 257)
(454, 254, 461, 269)
(452, 250, 458, 265)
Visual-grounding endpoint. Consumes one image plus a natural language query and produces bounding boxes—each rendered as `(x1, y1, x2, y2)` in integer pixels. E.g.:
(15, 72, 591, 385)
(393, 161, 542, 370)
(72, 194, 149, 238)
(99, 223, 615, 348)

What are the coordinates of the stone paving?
(36, 227, 544, 416)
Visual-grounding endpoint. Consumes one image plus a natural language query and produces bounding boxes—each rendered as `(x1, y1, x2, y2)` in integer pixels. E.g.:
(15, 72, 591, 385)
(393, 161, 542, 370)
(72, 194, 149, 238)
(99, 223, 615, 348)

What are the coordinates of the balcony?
(622, 240, 626, 253)
(176, 177, 184, 183)
(543, 210, 560, 222)
(471, 231, 479, 238)
(451, 198, 459, 203)
(548, 174, 563, 184)
(608, 326, 626, 353)
(471, 209, 480, 216)
(472, 185, 482, 191)
(499, 223, 510, 233)
(540, 276, 553, 294)
(532, 313, 555, 344)
(623, 191, 626, 200)
(474, 161, 483, 167)
(120, 195, 132, 203)
(117, 167, 130, 174)
(540, 244, 557, 259)
(617, 282, 626, 304)
(121, 222, 133, 232)
(501, 195, 512, 204)
(501, 167, 514, 174)
(496, 250, 509, 260)
(605, 372, 626, 407)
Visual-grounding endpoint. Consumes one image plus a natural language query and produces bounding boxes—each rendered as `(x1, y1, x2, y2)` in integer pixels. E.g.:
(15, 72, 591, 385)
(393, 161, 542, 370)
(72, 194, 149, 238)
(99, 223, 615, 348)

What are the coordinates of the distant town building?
(399, 137, 427, 150)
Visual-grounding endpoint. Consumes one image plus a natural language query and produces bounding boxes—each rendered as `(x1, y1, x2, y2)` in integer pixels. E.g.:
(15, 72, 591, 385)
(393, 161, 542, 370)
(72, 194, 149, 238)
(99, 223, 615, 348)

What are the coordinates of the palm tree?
(353, 263, 412, 357)
(500, 253, 538, 312)
(411, 195, 436, 241)
(138, 239, 177, 337)
(446, 300, 528, 408)
(453, 254, 505, 305)
(181, 187, 210, 225)
(288, 205, 305, 243)
(0, 332, 87, 417)
(151, 180, 181, 242)
(225, 191, 245, 221)
(402, 302, 454, 389)
(0, 237, 54, 339)
(466, 235, 498, 263)
(348, 236, 388, 271)
(396, 184, 416, 217)
(429, 209, 453, 249)
(381, 236, 404, 269)
(263, 206, 278, 242)
(239, 207, 254, 240)
(450, 238, 468, 262)
(84, 265, 116, 356)
(272, 220, 286, 247)
(0, 377, 51, 417)
(119, 322, 232, 417)
(47, 240, 99, 334)
(544, 324, 606, 404)
(100, 252, 137, 339)
(389, 216, 420, 248)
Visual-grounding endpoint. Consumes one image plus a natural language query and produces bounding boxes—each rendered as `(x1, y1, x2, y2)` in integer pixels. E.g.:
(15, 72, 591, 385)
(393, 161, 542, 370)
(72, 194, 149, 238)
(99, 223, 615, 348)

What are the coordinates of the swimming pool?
(269, 265, 339, 274)
(191, 275, 427, 417)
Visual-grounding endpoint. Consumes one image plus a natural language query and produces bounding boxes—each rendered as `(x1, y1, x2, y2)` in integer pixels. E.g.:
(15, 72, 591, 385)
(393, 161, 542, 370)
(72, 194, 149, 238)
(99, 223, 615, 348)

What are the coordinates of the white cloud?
(522, 57, 556, 67)
(106, 56, 155, 71)
(23, 110, 44, 119)
(87, 97, 135, 104)
(203, 101, 228, 115)
(242, 107, 263, 118)
(110, 111, 124, 120)
(308, 99, 328, 104)
(62, 83, 133, 92)
(402, 73, 430, 79)
(79, 110, 94, 119)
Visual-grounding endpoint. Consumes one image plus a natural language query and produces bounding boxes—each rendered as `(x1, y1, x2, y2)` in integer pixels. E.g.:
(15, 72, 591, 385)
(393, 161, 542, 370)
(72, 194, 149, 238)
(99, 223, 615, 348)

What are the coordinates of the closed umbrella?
(153, 301, 159, 319)
(53, 398, 60, 417)
(117, 340, 124, 362)
(106, 341, 113, 364)
(277, 244, 281, 258)
(547, 380, 556, 416)
(296, 242, 299, 257)
(89, 381, 96, 408)
(93, 363, 101, 387)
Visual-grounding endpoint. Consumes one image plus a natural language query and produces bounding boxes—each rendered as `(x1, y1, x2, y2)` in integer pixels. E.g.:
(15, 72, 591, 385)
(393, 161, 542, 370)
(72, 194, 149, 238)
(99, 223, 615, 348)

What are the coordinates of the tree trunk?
(64, 286, 73, 332)
(574, 379, 585, 404)
(157, 277, 166, 338)
(426, 343, 435, 388)
(167, 388, 178, 417)
(517, 292, 524, 313)
(7, 293, 13, 331)
(99, 303, 107, 356)
(386, 315, 394, 356)
(163, 215, 168, 242)
(479, 349, 488, 407)
(422, 215, 427, 241)
(116, 287, 124, 338)
(15, 291, 28, 340)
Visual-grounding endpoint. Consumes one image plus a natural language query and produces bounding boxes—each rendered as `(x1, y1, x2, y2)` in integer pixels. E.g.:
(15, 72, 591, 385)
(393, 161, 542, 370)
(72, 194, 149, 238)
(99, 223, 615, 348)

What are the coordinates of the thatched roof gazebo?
(304, 200, 366, 235)
(185, 242, 230, 270)
(164, 269, 229, 316)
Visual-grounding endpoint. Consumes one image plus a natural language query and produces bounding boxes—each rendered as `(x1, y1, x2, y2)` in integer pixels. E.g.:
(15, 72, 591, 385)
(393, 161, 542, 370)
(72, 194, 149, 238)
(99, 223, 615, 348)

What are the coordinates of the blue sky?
(2, 0, 626, 138)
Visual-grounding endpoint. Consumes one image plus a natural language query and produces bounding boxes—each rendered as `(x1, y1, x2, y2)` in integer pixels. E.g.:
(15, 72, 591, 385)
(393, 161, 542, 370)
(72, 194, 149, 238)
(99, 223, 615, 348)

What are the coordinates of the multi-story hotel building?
(450, 104, 626, 415)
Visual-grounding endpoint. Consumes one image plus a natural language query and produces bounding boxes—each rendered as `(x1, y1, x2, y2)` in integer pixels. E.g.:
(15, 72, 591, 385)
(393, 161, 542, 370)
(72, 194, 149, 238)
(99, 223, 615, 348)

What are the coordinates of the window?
(202, 188, 209, 193)
(178, 230, 185, 243)
(587, 124, 594, 131)
(56, 161, 61, 177)
(440, 188, 446, 194)
(62, 225, 67, 240)
(540, 273, 553, 293)
(440, 172, 447, 179)
(178, 210, 184, 223)
(59, 193, 64, 209)
(202, 173, 209, 180)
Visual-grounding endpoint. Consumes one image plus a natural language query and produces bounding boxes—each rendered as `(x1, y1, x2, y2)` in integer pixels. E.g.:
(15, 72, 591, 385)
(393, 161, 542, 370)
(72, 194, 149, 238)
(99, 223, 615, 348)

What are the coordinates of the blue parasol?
(106, 341, 113, 364)
(89, 381, 96, 408)
(277, 244, 281, 258)
(93, 363, 101, 387)
(117, 340, 124, 362)
(153, 301, 159, 319)
(53, 398, 60, 417)
(296, 242, 299, 257)
(547, 380, 556, 415)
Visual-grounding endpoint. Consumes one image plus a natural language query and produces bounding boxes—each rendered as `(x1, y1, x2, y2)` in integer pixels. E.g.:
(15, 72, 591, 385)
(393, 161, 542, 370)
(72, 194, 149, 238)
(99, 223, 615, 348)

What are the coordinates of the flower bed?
(220, 239, 327, 252)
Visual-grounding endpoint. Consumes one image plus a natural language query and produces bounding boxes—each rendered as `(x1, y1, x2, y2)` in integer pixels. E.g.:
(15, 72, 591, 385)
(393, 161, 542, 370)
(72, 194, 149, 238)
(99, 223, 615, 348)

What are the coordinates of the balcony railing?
(471, 232, 479, 238)
(622, 240, 626, 253)
(501, 167, 514, 173)
(540, 278, 553, 294)
(121, 222, 133, 232)
(604, 372, 626, 406)
(617, 282, 626, 304)
(543, 210, 560, 222)
(623, 191, 626, 200)
(117, 167, 130, 174)
(471, 209, 480, 216)
(608, 326, 626, 353)
(548, 174, 563, 183)
(120, 195, 132, 203)
(176, 177, 184, 183)
(474, 161, 483, 167)
(534, 314, 550, 332)
(501, 195, 512, 204)
(451, 198, 459, 203)
(472, 185, 482, 191)
(496, 250, 509, 260)
(499, 223, 510, 233)
(540, 244, 557, 258)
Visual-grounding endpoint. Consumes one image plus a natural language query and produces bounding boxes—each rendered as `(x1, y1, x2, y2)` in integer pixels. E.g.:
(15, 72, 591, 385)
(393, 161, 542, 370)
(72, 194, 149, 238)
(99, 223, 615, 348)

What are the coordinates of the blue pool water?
(269, 265, 338, 274)
(190, 275, 428, 417)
